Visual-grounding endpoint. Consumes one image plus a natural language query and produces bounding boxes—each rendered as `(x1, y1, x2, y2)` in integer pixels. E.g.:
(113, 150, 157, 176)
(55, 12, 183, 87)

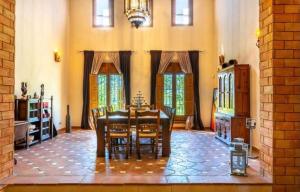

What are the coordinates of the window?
(93, 0, 114, 27)
(141, 0, 153, 27)
(171, 0, 193, 26)
(163, 63, 185, 116)
(98, 63, 123, 111)
(164, 74, 185, 116)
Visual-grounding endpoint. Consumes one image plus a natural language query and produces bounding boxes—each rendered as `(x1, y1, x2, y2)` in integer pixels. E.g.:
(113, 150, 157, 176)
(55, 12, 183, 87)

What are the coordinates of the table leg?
(97, 120, 105, 157)
(162, 119, 170, 157)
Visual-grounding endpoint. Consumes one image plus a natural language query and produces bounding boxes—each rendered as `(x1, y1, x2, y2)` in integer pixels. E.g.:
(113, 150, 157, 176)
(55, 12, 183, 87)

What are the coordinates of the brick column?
(0, 0, 15, 180)
(260, 0, 300, 191)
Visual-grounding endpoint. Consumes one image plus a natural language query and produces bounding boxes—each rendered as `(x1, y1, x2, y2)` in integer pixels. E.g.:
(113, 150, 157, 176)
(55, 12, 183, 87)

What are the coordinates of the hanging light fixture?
(124, 0, 150, 28)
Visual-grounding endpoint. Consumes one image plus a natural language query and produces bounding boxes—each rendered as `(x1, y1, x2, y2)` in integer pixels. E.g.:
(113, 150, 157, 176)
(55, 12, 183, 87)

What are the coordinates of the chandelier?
(124, 0, 150, 28)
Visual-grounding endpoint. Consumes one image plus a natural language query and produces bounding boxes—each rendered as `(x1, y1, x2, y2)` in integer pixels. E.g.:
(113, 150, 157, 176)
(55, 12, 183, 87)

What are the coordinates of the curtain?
(177, 52, 192, 74)
(150, 51, 162, 106)
(189, 51, 204, 130)
(158, 52, 174, 74)
(81, 51, 94, 129)
(107, 52, 121, 74)
(120, 51, 132, 105)
(91, 52, 104, 74)
(91, 52, 121, 75)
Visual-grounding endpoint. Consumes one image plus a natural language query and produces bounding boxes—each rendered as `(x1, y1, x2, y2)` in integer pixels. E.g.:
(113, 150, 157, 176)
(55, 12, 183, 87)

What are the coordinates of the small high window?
(93, 0, 114, 27)
(171, 0, 193, 26)
(142, 0, 153, 27)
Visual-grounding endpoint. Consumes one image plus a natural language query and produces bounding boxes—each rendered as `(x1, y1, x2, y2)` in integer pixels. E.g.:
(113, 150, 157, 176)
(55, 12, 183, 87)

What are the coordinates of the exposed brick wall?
(0, 0, 15, 181)
(260, 0, 300, 191)
(259, 0, 274, 180)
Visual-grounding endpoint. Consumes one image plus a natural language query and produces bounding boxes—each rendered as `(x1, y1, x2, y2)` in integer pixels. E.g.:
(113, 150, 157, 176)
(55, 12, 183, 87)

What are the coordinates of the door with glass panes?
(156, 63, 194, 120)
(89, 63, 123, 112)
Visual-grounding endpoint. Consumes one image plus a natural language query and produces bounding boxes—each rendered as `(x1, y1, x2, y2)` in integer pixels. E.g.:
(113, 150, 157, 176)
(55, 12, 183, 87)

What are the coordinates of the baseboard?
(58, 127, 82, 134)
(252, 146, 260, 154)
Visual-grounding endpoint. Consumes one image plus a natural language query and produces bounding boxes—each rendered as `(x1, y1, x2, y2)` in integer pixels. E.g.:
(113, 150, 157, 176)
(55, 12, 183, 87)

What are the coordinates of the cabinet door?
(224, 118, 231, 143)
(215, 117, 222, 137)
(218, 76, 223, 108)
(229, 72, 234, 112)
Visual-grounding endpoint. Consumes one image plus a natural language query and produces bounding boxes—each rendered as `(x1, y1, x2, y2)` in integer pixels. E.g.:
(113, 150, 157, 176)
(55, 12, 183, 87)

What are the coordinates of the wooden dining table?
(96, 110, 170, 157)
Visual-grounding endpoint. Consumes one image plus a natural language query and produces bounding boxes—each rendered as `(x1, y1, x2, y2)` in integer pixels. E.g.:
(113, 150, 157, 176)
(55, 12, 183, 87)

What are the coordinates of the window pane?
(98, 75, 107, 107)
(110, 75, 123, 111)
(142, 0, 153, 27)
(174, 0, 192, 25)
(164, 74, 173, 107)
(142, 15, 152, 27)
(94, 0, 112, 27)
(176, 74, 185, 115)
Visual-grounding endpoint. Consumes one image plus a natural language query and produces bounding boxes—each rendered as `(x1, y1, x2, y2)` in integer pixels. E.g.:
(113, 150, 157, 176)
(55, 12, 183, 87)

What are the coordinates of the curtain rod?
(144, 50, 204, 53)
(78, 50, 134, 53)
(78, 50, 204, 53)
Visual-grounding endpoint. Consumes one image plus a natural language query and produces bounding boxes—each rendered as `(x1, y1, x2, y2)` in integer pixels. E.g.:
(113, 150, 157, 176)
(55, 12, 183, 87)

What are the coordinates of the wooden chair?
(135, 110, 160, 159)
(97, 106, 106, 116)
(106, 110, 131, 159)
(163, 106, 176, 132)
(91, 108, 99, 129)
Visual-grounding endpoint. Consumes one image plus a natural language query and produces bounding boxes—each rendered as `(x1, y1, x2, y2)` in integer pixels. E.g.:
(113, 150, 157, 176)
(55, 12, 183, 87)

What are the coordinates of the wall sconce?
(256, 29, 261, 48)
(54, 49, 61, 62)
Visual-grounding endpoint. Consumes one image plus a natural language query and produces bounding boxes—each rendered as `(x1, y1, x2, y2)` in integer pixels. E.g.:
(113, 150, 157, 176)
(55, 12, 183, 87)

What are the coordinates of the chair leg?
(151, 138, 154, 153)
(155, 138, 159, 159)
(108, 139, 112, 159)
(130, 135, 133, 155)
(136, 138, 141, 159)
(126, 137, 129, 159)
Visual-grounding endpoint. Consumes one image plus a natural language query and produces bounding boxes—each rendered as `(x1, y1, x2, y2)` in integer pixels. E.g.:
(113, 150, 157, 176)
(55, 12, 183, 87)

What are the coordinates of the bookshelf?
(15, 96, 54, 147)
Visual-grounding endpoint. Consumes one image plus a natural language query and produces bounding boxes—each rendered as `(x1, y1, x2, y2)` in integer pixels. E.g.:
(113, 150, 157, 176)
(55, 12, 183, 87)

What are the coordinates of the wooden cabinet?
(15, 97, 54, 147)
(215, 65, 250, 144)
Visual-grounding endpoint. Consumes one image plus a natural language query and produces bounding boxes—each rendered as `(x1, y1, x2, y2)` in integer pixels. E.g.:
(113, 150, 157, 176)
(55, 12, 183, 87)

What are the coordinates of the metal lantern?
(230, 143, 247, 176)
(124, 0, 150, 28)
(231, 138, 249, 166)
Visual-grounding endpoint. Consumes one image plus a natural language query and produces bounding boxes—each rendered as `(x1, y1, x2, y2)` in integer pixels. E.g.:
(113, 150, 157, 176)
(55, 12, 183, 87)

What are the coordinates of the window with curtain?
(93, 0, 114, 27)
(98, 63, 123, 111)
(171, 0, 193, 26)
(156, 63, 194, 119)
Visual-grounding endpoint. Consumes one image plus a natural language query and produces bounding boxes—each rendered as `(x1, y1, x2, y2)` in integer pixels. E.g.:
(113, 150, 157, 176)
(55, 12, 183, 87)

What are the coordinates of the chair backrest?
(107, 105, 113, 112)
(169, 108, 176, 132)
(97, 106, 106, 117)
(135, 110, 160, 134)
(91, 108, 99, 129)
(106, 110, 131, 134)
(163, 106, 172, 117)
(163, 106, 176, 132)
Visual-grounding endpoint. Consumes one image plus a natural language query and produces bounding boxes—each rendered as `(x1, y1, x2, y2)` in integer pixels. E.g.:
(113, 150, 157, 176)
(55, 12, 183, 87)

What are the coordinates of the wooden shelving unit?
(15, 96, 54, 147)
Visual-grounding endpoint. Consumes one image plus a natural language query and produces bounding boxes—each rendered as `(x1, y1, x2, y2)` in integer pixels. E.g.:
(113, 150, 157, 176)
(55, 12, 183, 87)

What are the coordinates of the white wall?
(69, 0, 218, 128)
(215, 0, 260, 148)
(15, 0, 70, 129)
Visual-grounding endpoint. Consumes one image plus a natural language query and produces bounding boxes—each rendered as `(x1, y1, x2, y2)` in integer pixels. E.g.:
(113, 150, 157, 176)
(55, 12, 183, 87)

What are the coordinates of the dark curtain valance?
(189, 51, 204, 130)
(81, 51, 94, 129)
(120, 51, 132, 105)
(150, 50, 162, 106)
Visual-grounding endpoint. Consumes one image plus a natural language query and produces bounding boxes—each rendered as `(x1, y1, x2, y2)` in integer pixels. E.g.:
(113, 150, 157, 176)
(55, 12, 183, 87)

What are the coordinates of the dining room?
(5, 0, 298, 191)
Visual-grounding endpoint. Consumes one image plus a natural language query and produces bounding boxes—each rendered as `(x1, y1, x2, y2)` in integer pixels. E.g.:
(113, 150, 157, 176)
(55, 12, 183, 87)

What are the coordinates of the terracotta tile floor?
(4, 130, 271, 184)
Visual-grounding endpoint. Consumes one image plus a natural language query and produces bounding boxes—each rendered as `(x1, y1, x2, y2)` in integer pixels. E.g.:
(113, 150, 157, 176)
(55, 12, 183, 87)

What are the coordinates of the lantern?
(231, 138, 249, 166)
(124, 0, 150, 28)
(230, 143, 247, 176)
